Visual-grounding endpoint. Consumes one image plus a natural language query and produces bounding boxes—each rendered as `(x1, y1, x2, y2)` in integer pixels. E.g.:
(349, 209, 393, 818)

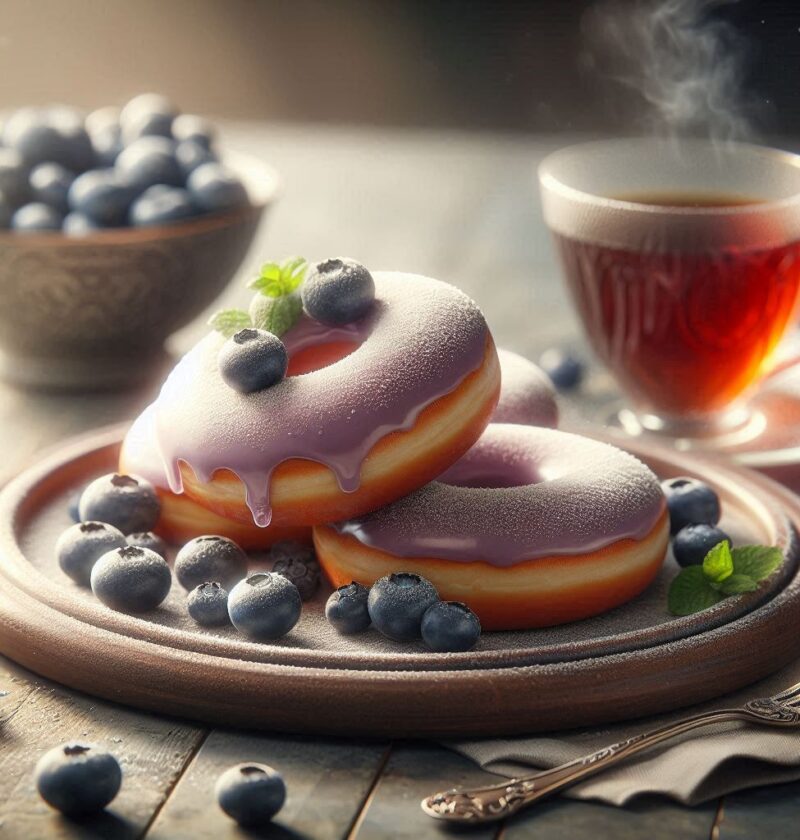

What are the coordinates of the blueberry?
(11, 202, 63, 232)
(0, 147, 30, 205)
(673, 524, 731, 567)
(126, 530, 168, 559)
(68, 169, 135, 226)
(8, 107, 93, 171)
(421, 601, 481, 652)
(129, 185, 196, 227)
(91, 545, 172, 612)
(270, 540, 320, 601)
(63, 211, 101, 236)
(116, 136, 182, 192)
(215, 763, 285, 826)
(301, 258, 375, 326)
(29, 162, 74, 213)
(35, 743, 122, 817)
(174, 535, 248, 591)
(119, 93, 177, 144)
(661, 477, 721, 535)
(187, 162, 248, 213)
(122, 111, 174, 145)
(228, 572, 302, 640)
(172, 114, 215, 149)
(55, 521, 127, 586)
(187, 581, 230, 626)
(85, 105, 120, 137)
(78, 473, 161, 534)
(175, 139, 217, 178)
(90, 123, 123, 167)
(218, 328, 288, 394)
(325, 582, 371, 634)
(367, 573, 439, 642)
(539, 348, 585, 391)
(68, 489, 82, 522)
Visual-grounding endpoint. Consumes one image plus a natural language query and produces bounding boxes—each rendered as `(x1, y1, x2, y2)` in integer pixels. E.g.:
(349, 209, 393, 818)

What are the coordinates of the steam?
(582, 0, 756, 140)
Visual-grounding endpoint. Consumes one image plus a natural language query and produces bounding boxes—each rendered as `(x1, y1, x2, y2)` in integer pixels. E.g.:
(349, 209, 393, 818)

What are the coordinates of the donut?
(314, 424, 669, 630)
(494, 349, 558, 427)
(120, 272, 500, 530)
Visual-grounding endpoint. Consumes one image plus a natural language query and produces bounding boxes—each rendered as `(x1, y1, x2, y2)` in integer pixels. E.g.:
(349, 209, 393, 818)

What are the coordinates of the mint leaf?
(702, 540, 733, 584)
(731, 545, 783, 582)
(668, 566, 725, 616)
(720, 573, 759, 595)
(248, 256, 308, 297)
(249, 292, 302, 337)
(208, 309, 252, 337)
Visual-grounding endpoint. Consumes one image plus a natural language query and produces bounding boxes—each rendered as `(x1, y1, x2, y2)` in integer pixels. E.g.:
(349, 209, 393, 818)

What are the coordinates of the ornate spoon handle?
(422, 708, 749, 822)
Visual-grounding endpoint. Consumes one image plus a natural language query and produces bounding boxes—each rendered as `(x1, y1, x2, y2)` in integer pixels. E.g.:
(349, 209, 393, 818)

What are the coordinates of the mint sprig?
(668, 542, 783, 616)
(208, 308, 252, 338)
(248, 257, 307, 298)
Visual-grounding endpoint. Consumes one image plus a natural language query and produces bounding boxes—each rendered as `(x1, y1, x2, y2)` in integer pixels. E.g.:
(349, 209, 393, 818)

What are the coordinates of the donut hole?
(286, 340, 362, 376)
(438, 450, 543, 489)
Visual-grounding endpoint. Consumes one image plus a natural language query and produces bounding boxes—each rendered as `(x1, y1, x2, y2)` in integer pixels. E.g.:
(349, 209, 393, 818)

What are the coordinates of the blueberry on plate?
(218, 328, 288, 394)
(126, 530, 168, 559)
(673, 524, 731, 567)
(175, 139, 217, 178)
(325, 582, 371, 634)
(187, 162, 249, 213)
(0, 147, 30, 205)
(55, 521, 127, 586)
(172, 114, 215, 149)
(301, 258, 375, 326)
(187, 581, 230, 626)
(63, 211, 102, 236)
(129, 185, 196, 227)
(228, 572, 302, 640)
(174, 535, 248, 591)
(78, 473, 161, 535)
(115, 136, 182, 192)
(68, 169, 135, 226)
(661, 477, 721, 535)
(367, 572, 439, 642)
(215, 763, 286, 826)
(539, 348, 585, 391)
(270, 540, 320, 601)
(421, 601, 481, 652)
(35, 742, 122, 817)
(91, 545, 172, 612)
(11, 202, 63, 232)
(29, 162, 75, 213)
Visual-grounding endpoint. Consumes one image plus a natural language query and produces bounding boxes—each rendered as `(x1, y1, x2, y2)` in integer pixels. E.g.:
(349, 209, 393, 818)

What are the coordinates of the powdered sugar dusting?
(335, 424, 665, 566)
(493, 349, 558, 428)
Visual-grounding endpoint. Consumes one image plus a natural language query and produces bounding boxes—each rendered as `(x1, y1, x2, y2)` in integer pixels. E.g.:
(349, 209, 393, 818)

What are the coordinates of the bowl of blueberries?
(0, 93, 279, 390)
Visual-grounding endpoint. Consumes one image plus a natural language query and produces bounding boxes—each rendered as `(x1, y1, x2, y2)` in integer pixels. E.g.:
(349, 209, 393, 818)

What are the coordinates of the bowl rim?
(0, 148, 281, 246)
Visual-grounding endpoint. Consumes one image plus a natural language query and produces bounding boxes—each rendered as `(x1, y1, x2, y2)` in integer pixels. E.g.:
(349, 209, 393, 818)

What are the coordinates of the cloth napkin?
(446, 655, 800, 805)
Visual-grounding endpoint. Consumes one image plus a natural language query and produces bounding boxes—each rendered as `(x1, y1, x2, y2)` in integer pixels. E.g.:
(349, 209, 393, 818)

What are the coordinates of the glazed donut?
(494, 349, 558, 427)
(121, 272, 500, 530)
(314, 424, 669, 630)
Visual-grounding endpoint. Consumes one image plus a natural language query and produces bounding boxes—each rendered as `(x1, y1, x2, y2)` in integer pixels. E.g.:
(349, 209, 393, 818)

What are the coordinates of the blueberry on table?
(367, 573, 439, 642)
(91, 545, 172, 612)
(115, 136, 182, 192)
(301, 258, 375, 326)
(215, 763, 286, 826)
(35, 743, 122, 817)
(539, 348, 585, 391)
(421, 601, 481, 652)
(325, 582, 371, 634)
(56, 521, 127, 587)
(187, 162, 249, 213)
(174, 535, 248, 591)
(0, 147, 30, 205)
(228, 572, 302, 640)
(661, 477, 721, 535)
(218, 328, 288, 394)
(11, 202, 64, 232)
(29, 162, 75, 213)
(175, 139, 217, 178)
(187, 581, 230, 626)
(63, 211, 102, 236)
(68, 169, 135, 226)
(129, 185, 196, 227)
(78, 472, 161, 534)
(172, 114, 216, 149)
(672, 524, 731, 567)
(270, 540, 320, 601)
(126, 530, 168, 559)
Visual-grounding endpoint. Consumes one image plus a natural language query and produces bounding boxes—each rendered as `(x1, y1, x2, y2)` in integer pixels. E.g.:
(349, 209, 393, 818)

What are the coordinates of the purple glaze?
(131, 272, 489, 526)
(492, 349, 558, 428)
(334, 424, 666, 566)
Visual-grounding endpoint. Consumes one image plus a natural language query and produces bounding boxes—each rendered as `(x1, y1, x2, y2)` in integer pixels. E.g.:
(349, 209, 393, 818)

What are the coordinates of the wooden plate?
(1, 425, 799, 737)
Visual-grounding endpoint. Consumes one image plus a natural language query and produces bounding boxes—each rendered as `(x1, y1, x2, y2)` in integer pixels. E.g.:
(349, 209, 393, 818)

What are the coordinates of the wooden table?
(0, 122, 797, 838)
